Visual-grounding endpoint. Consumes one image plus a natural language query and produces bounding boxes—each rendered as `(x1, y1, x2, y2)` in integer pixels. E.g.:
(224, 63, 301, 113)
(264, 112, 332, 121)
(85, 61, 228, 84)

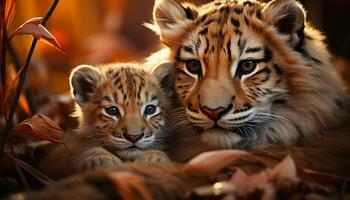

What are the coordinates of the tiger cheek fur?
(148, 0, 349, 160)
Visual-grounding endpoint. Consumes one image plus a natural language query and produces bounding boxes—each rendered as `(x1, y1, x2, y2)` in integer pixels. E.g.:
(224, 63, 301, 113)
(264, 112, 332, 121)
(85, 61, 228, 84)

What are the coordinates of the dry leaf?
(183, 150, 248, 178)
(270, 156, 297, 180)
(297, 167, 345, 186)
(6, 153, 54, 186)
(13, 114, 63, 143)
(230, 168, 248, 184)
(10, 17, 64, 53)
(109, 172, 152, 200)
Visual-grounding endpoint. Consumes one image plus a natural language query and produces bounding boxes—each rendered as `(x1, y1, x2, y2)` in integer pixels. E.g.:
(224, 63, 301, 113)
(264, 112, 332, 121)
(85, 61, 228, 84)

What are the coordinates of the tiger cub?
(39, 63, 170, 178)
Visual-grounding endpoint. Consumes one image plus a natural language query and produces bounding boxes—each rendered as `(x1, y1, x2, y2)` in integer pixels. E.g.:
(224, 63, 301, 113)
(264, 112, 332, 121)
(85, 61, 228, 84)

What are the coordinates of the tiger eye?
(237, 60, 257, 77)
(185, 60, 202, 75)
(144, 105, 157, 116)
(105, 106, 121, 117)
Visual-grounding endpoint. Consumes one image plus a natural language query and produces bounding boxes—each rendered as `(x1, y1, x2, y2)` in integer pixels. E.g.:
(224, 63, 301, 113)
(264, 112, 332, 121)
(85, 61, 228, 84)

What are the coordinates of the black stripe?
(263, 47, 273, 62)
(233, 7, 243, 14)
(227, 40, 232, 61)
(204, 38, 210, 54)
(183, 6, 195, 20)
(272, 64, 283, 75)
(183, 46, 193, 54)
(244, 16, 250, 26)
(273, 99, 288, 105)
(199, 28, 208, 35)
(231, 18, 240, 27)
(245, 47, 262, 53)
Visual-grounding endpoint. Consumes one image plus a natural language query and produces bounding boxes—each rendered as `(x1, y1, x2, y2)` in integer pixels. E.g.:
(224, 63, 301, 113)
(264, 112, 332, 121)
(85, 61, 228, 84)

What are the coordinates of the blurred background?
(4, 0, 350, 129)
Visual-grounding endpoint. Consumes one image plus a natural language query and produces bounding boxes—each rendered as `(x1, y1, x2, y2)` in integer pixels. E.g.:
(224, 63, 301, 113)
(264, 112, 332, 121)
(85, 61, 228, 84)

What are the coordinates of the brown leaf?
(297, 167, 346, 186)
(109, 172, 152, 200)
(183, 150, 248, 178)
(270, 156, 297, 180)
(13, 114, 63, 143)
(10, 17, 64, 53)
(230, 168, 248, 184)
(6, 153, 54, 186)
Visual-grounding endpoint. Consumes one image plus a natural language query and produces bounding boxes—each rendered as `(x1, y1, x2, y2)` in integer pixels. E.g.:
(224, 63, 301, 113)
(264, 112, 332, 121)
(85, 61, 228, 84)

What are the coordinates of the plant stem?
(5, 31, 37, 114)
(0, 0, 60, 156)
(1, 23, 7, 101)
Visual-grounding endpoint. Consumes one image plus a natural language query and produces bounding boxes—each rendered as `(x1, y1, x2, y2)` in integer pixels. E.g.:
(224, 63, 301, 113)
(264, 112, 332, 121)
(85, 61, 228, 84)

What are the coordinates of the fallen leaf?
(183, 150, 248, 178)
(270, 156, 297, 180)
(297, 167, 345, 186)
(109, 172, 152, 200)
(13, 114, 63, 143)
(230, 168, 248, 184)
(6, 153, 54, 186)
(9, 17, 64, 53)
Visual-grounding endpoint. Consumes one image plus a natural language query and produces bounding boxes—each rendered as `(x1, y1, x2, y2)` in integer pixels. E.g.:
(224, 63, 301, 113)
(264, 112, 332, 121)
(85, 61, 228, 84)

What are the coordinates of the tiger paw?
(134, 150, 170, 164)
(78, 155, 123, 172)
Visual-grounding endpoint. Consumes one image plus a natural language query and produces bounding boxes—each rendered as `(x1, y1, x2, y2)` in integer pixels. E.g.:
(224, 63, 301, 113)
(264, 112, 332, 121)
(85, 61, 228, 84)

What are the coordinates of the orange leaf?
(10, 17, 64, 53)
(183, 150, 248, 178)
(4, 0, 16, 27)
(18, 92, 32, 116)
(13, 114, 63, 143)
(109, 172, 152, 200)
(270, 156, 297, 180)
(230, 168, 248, 184)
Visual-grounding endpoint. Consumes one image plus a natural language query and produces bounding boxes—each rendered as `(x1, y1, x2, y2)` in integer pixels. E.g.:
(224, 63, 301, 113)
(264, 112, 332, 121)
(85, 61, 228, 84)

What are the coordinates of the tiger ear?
(262, 0, 305, 47)
(146, 0, 198, 47)
(69, 65, 101, 106)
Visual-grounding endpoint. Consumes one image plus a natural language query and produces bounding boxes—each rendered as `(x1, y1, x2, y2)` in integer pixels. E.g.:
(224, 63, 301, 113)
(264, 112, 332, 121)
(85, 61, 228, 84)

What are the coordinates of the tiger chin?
(39, 63, 171, 179)
(147, 0, 350, 174)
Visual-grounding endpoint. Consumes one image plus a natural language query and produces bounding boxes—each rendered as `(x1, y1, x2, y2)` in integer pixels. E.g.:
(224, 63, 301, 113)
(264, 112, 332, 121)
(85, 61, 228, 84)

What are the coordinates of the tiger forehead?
(196, 0, 263, 22)
(103, 67, 156, 103)
(178, 0, 265, 61)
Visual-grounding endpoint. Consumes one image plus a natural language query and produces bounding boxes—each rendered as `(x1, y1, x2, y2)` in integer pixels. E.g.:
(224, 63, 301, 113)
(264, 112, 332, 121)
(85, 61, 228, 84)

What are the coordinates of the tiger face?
(149, 0, 347, 149)
(70, 64, 166, 159)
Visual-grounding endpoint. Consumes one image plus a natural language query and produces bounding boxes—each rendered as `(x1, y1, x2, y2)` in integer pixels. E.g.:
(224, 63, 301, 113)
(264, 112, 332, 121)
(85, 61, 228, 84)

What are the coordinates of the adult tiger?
(147, 0, 350, 175)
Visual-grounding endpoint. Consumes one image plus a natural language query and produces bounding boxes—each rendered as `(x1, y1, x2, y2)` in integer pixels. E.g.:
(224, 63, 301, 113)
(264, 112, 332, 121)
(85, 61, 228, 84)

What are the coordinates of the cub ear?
(146, 0, 197, 47)
(69, 65, 101, 106)
(152, 62, 175, 90)
(262, 0, 305, 46)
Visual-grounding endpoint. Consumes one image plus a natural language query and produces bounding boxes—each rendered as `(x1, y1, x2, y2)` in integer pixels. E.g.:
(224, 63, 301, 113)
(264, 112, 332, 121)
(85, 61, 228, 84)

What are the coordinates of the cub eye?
(105, 106, 120, 117)
(237, 60, 257, 77)
(144, 105, 157, 116)
(185, 60, 202, 75)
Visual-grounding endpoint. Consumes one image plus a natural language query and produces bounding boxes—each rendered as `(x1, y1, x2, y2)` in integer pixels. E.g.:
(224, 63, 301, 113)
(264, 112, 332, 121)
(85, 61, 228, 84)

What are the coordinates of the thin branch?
(0, 0, 60, 156)
(5, 31, 37, 114)
(1, 16, 7, 102)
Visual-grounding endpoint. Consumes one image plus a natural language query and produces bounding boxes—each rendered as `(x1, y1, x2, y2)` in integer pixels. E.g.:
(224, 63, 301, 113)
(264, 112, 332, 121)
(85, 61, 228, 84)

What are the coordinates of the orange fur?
(148, 0, 350, 175)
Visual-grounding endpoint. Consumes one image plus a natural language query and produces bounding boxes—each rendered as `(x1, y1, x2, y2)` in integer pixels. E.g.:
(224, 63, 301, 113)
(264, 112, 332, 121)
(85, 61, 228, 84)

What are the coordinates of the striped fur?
(147, 0, 350, 161)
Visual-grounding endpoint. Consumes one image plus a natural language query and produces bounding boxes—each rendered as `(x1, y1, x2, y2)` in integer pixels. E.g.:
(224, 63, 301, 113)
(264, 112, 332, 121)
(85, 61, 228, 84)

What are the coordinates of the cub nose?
(200, 104, 232, 121)
(123, 132, 144, 143)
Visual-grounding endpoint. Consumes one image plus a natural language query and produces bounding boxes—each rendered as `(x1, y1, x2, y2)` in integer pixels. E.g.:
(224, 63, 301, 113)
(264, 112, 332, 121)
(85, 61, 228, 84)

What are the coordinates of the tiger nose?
(123, 132, 144, 143)
(200, 104, 232, 121)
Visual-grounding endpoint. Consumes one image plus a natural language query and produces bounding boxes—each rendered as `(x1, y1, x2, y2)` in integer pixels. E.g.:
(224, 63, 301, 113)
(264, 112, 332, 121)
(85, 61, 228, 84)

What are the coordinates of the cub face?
(70, 64, 166, 159)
